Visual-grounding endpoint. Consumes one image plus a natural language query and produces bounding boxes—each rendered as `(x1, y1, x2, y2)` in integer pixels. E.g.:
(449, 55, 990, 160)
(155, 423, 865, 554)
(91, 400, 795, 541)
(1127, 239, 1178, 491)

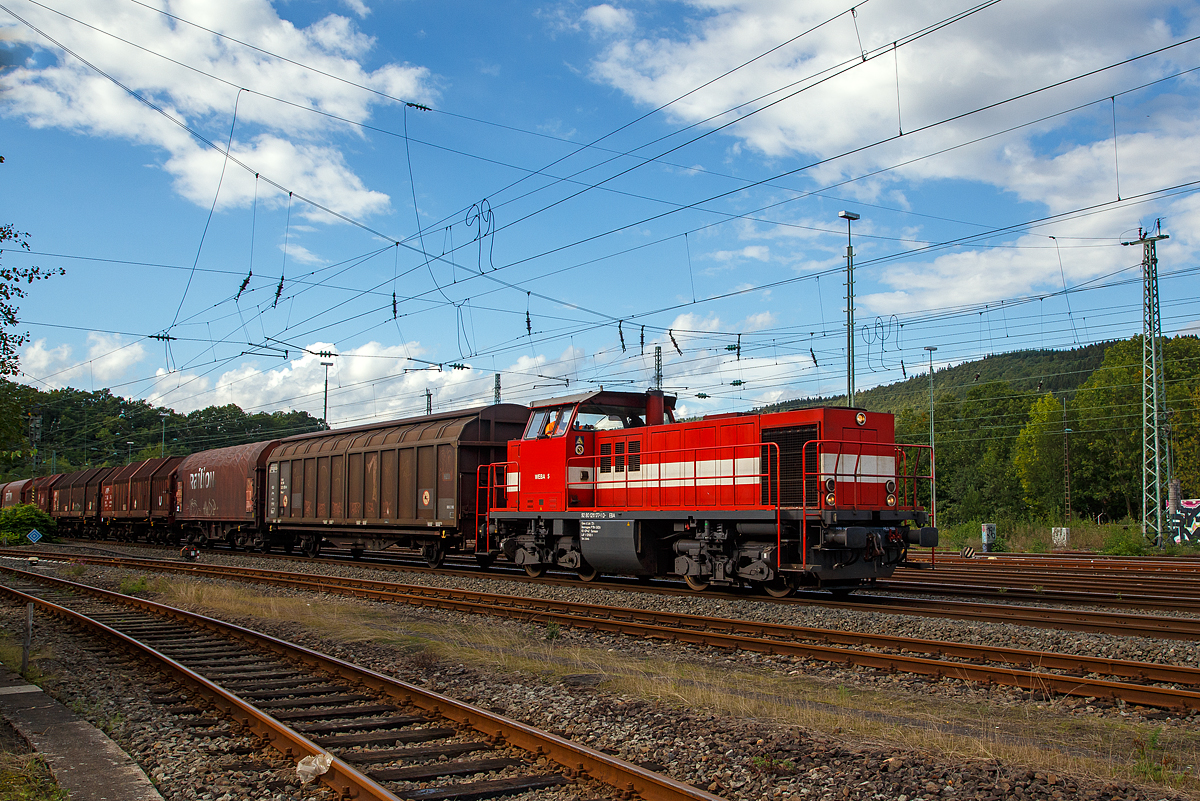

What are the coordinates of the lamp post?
(127, 441, 135, 465)
(838, 211, 860, 407)
(159, 411, 169, 458)
(924, 345, 937, 527)
(321, 361, 334, 430)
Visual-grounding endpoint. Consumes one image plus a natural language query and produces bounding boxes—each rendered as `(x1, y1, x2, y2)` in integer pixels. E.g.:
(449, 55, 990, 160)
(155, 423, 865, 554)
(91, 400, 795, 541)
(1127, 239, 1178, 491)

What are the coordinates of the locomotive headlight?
(825, 492, 836, 506)
(824, 477, 836, 493)
(886, 494, 897, 507)
(885, 479, 896, 493)
(855, 412, 866, 426)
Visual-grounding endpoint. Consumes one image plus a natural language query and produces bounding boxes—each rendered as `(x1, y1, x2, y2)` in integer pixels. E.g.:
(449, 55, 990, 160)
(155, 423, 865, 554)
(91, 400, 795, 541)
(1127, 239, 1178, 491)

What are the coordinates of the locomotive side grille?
(761, 424, 819, 507)
(600, 442, 612, 474)
(628, 440, 641, 472)
(615, 441, 625, 473)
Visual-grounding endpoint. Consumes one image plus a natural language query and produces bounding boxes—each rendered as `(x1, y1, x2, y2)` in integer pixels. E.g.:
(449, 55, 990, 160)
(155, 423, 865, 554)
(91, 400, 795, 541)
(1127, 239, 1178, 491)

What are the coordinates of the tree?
(1013, 392, 1065, 518)
(0, 223, 63, 376)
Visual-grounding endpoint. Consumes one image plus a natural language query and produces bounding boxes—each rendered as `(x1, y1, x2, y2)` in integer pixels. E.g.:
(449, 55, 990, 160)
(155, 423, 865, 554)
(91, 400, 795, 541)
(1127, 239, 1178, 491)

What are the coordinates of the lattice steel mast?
(1122, 223, 1169, 546)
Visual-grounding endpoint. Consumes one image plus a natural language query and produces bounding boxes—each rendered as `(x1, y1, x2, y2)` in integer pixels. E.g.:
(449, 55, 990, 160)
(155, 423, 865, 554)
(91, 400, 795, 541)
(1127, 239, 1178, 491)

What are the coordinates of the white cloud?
(20, 332, 147, 388)
(2, 0, 433, 219)
(583, 5, 635, 35)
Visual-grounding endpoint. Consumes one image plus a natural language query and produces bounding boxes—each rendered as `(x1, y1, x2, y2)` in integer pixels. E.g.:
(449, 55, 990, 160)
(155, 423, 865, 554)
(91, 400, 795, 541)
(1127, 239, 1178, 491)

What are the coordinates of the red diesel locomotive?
(478, 390, 936, 594)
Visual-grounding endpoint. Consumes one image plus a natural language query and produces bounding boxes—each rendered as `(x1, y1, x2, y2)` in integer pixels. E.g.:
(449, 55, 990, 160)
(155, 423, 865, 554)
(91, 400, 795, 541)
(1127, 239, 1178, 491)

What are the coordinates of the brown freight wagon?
(264, 404, 528, 561)
(101, 457, 182, 543)
(176, 440, 280, 550)
(1, 479, 30, 507)
(31, 474, 62, 514)
(50, 467, 114, 538)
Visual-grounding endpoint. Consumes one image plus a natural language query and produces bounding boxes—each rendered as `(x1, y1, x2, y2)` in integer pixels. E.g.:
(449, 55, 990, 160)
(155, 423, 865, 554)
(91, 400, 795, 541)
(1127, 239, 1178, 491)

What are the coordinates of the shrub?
(1101, 528, 1147, 556)
(0, 504, 55, 546)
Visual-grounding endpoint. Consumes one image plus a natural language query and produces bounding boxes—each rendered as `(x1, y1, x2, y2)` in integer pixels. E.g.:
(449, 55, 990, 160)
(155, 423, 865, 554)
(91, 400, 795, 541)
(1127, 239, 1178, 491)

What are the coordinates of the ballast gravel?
(1, 545, 1193, 801)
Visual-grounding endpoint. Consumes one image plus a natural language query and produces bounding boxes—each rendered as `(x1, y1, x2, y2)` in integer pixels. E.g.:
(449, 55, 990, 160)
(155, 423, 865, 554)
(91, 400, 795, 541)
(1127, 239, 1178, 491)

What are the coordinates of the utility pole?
(1063, 397, 1072, 522)
(159, 411, 169, 458)
(654, 345, 663, 390)
(425, 388, 432, 415)
(924, 346, 937, 527)
(321, 361, 334, 429)
(494, 373, 501, 404)
(1122, 222, 1169, 546)
(839, 211, 860, 407)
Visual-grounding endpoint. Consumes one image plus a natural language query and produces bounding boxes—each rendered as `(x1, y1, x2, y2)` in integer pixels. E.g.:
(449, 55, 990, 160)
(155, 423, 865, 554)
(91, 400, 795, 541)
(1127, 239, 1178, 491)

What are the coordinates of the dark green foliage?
(0, 381, 323, 481)
(0, 503, 54, 545)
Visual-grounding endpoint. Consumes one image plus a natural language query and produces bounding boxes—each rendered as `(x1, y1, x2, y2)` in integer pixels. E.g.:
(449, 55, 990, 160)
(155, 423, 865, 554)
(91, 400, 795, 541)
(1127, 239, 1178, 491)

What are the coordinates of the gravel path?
(2, 545, 1196, 801)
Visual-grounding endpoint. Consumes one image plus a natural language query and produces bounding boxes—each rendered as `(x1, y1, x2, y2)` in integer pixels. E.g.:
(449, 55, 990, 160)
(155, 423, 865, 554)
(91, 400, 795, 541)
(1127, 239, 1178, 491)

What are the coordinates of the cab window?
(523, 406, 574, 439)
(573, 404, 653, 431)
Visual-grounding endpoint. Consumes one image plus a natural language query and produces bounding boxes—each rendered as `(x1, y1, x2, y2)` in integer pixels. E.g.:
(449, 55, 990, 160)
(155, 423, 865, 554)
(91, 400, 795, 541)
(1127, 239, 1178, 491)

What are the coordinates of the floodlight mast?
(839, 211, 861, 407)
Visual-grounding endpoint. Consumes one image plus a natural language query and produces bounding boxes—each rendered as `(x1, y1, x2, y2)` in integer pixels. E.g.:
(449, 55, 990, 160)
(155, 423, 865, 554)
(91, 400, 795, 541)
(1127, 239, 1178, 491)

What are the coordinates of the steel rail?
(12, 554, 1200, 712)
(0, 577, 400, 801)
(0, 565, 724, 801)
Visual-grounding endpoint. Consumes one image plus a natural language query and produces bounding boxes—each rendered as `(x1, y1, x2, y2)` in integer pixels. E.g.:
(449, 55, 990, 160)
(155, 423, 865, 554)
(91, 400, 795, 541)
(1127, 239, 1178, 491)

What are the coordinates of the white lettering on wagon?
(189, 467, 216, 490)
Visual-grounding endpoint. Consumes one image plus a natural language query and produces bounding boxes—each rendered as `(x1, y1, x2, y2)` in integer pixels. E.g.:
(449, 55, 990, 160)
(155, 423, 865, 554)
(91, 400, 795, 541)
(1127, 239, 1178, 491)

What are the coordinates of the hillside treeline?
(0, 382, 322, 481)
(890, 336, 1200, 525)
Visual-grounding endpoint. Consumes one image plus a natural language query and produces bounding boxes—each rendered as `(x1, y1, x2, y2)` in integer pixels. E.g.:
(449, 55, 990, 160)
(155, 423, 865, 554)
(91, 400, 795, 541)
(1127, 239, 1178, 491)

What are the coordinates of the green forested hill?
(758, 342, 1113, 415)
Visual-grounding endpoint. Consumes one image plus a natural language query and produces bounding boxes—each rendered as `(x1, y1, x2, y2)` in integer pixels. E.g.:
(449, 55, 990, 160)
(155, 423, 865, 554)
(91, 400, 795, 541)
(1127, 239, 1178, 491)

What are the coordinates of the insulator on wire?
(901, 360, 906, 379)
(640, 325, 644, 355)
(273, 275, 284, 308)
(392, 291, 398, 319)
(619, 321, 626, 353)
(810, 348, 818, 367)
(237, 270, 252, 300)
(669, 329, 682, 356)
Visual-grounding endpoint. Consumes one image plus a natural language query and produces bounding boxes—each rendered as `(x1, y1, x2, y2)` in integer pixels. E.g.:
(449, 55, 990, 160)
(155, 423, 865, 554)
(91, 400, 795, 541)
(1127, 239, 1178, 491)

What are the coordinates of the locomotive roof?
(529, 389, 676, 410)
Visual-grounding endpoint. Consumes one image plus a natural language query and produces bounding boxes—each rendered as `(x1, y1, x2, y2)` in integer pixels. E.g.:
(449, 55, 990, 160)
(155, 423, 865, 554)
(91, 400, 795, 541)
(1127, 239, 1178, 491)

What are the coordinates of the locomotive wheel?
(524, 564, 546, 578)
(683, 574, 710, 592)
(576, 564, 599, 582)
(761, 578, 794, 598)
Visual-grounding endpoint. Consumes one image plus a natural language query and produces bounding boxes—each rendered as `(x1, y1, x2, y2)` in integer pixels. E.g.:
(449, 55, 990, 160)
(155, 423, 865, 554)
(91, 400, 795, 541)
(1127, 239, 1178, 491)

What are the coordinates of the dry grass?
(148, 578, 1200, 794)
(0, 753, 66, 801)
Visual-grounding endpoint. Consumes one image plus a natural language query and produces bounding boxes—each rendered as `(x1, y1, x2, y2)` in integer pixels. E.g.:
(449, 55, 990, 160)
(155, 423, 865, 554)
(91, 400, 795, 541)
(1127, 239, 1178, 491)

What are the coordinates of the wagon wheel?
(524, 564, 546, 578)
(683, 574, 710, 592)
(760, 577, 794, 598)
(301, 536, 321, 558)
(475, 553, 496, 570)
(422, 543, 445, 569)
(576, 563, 599, 582)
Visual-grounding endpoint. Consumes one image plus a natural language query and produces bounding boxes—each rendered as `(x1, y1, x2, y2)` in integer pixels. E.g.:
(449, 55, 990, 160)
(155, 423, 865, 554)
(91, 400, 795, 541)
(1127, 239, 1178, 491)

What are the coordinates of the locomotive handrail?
(475, 460, 517, 554)
(564, 441, 784, 567)
(799, 439, 932, 512)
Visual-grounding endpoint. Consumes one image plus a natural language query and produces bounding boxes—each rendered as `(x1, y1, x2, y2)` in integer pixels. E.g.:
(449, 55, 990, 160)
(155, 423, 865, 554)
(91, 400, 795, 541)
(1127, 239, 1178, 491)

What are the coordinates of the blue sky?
(2, 0, 1200, 427)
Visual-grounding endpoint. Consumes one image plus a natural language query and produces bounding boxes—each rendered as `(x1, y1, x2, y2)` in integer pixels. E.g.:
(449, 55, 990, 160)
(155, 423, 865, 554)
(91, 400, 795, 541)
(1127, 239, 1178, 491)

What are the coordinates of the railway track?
(53, 537, 1200, 613)
(0, 563, 723, 801)
(17, 545, 1200, 641)
(9, 552, 1200, 713)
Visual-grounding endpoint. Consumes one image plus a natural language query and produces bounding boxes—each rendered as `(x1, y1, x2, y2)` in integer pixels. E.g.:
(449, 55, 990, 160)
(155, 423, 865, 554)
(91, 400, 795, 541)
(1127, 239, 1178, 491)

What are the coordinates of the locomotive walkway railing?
(476, 440, 932, 570)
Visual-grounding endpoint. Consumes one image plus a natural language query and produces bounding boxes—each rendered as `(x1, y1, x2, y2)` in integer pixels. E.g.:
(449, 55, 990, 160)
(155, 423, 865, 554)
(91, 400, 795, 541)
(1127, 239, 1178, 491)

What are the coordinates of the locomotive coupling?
(824, 527, 868, 548)
(904, 526, 939, 547)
